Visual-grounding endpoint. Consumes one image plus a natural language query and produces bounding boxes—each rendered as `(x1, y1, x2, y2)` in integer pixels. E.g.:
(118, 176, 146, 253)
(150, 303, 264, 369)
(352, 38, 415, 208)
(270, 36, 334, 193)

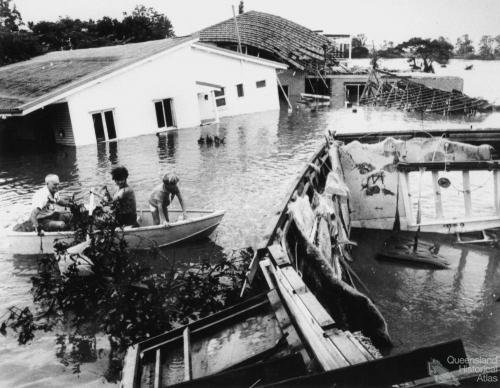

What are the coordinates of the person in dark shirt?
(107, 166, 137, 227)
(149, 172, 187, 225)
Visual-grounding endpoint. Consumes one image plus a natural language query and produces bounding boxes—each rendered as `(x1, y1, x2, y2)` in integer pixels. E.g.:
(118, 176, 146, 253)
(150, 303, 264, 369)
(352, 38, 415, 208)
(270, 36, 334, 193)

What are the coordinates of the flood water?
(1, 59, 500, 386)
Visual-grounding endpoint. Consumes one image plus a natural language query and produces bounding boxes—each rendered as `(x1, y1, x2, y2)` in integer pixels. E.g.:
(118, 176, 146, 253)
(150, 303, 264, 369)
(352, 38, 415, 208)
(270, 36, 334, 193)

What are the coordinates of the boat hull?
(3, 209, 224, 255)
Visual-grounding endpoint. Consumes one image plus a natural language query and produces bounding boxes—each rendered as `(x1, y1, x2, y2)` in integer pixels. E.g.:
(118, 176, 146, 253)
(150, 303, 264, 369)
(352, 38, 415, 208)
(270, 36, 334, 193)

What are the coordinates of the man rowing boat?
(30, 174, 73, 234)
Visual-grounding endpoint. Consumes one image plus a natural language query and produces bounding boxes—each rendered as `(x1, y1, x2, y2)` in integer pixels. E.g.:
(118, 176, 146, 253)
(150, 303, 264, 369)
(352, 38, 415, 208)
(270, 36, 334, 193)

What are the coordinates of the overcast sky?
(14, 0, 500, 47)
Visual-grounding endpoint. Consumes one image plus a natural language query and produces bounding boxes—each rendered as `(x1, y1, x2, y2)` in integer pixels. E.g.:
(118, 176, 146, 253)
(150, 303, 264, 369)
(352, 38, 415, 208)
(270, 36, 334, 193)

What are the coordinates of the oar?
(413, 168, 425, 253)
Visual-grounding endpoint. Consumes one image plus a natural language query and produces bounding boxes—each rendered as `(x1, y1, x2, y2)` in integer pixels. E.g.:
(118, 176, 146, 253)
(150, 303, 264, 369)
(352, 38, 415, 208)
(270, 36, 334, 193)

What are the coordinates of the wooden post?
(400, 172, 414, 226)
(232, 5, 242, 54)
(432, 171, 444, 219)
(277, 76, 293, 113)
(210, 90, 220, 123)
(462, 171, 472, 217)
(154, 349, 162, 388)
(494, 170, 500, 215)
(183, 327, 192, 381)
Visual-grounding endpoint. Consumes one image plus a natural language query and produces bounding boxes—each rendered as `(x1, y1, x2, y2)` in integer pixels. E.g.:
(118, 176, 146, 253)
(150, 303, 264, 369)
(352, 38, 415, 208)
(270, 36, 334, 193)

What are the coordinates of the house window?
(236, 83, 244, 97)
(256, 80, 266, 88)
(214, 88, 226, 107)
(91, 109, 116, 142)
(154, 98, 175, 128)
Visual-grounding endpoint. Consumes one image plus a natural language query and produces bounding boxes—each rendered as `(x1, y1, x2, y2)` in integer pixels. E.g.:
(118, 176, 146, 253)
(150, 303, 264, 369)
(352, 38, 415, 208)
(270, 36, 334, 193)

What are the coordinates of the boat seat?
(456, 230, 498, 244)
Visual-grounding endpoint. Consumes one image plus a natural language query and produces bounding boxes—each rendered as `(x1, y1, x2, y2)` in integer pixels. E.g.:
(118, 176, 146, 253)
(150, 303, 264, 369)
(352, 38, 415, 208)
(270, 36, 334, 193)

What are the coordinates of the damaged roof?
(0, 36, 195, 114)
(199, 10, 331, 70)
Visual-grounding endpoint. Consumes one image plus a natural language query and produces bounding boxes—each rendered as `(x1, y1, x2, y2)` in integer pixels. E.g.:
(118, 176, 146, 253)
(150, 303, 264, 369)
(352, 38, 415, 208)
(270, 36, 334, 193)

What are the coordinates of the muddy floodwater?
(1, 59, 500, 386)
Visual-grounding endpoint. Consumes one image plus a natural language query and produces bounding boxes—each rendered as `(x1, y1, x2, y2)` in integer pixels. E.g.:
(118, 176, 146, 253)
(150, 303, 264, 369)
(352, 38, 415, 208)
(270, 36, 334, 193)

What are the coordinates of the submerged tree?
(0, 201, 250, 381)
(397, 37, 454, 73)
(478, 35, 494, 59)
(455, 34, 475, 57)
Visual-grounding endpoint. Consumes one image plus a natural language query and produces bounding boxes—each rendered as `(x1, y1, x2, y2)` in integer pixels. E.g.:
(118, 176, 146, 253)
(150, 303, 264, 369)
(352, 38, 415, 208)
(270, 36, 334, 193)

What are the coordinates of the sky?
(13, 0, 500, 47)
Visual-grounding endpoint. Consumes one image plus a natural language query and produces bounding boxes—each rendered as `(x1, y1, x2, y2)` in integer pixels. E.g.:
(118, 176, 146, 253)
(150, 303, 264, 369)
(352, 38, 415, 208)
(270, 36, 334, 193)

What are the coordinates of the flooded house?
(200, 11, 463, 108)
(0, 35, 286, 147)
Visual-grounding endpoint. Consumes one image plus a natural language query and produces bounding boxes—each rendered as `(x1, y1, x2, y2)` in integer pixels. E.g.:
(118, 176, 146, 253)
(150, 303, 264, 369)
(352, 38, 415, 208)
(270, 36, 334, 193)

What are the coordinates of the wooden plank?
(343, 331, 377, 361)
(463, 170, 472, 217)
(183, 328, 192, 381)
(259, 259, 275, 290)
(432, 171, 444, 219)
(324, 329, 371, 364)
(268, 244, 290, 267)
(154, 348, 162, 388)
(263, 339, 468, 388)
(120, 345, 140, 388)
(398, 161, 500, 171)
(140, 296, 269, 355)
(494, 170, 500, 215)
(273, 266, 349, 370)
(400, 172, 414, 226)
(297, 291, 336, 329)
(279, 266, 307, 294)
(266, 288, 311, 365)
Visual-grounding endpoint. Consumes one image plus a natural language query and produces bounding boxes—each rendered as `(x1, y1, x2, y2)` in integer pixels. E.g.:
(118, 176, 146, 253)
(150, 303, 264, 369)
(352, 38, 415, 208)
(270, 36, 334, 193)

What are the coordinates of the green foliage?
(396, 37, 454, 73)
(0, 202, 250, 381)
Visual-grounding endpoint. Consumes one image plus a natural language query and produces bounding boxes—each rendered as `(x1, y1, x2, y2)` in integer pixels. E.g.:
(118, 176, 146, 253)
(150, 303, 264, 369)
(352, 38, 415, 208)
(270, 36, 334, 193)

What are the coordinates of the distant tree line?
(350, 32, 500, 73)
(0, 0, 175, 66)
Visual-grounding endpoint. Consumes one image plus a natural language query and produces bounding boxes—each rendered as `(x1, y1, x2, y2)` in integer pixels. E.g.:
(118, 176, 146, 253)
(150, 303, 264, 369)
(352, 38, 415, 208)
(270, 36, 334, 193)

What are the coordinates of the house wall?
(327, 74, 464, 108)
(66, 44, 281, 146)
(1, 104, 73, 146)
(278, 69, 306, 105)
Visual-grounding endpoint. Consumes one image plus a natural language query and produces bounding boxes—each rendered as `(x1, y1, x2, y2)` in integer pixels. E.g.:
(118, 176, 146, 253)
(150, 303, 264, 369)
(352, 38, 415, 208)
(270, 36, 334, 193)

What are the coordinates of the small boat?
(465, 64, 473, 70)
(3, 208, 224, 255)
(121, 291, 310, 387)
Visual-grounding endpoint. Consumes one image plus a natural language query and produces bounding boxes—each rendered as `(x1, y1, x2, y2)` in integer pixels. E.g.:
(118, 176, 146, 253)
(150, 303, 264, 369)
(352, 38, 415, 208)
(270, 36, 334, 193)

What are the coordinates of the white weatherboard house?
(0, 36, 286, 146)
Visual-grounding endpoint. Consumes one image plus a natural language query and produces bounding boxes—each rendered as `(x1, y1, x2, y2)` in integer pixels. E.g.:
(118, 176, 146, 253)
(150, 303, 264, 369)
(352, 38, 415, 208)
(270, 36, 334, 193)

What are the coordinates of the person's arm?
(30, 208, 41, 230)
(56, 197, 71, 207)
(161, 192, 170, 222)
(174, 186, 187, 219)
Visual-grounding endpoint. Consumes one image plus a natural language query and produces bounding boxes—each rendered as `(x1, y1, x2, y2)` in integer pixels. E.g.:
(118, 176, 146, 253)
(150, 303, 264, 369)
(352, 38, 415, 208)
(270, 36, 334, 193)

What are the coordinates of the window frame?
(153, 98, 176, 129)
(236, 83, 244, 98)
(90, 108, 117, 142)
(214, 87, 226, 107)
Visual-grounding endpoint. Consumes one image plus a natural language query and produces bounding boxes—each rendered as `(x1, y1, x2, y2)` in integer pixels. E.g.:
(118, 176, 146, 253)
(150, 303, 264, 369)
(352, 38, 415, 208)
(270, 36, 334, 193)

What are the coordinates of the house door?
(197, 93, 216, 124)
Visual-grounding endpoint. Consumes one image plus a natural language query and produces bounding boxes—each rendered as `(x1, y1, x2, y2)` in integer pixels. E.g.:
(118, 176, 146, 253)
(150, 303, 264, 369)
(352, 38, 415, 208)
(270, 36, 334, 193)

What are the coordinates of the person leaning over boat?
(149, 173, 187, 225)
(30, 174, 73, 234)
(105, 165, 138, 227)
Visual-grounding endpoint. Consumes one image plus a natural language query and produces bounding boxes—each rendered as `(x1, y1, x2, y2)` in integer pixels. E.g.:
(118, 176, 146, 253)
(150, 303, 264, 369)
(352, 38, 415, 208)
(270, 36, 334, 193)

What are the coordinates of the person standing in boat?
(149, 172, 187, 225)
(30, 174, 73, 234)
(105, 165, 138, 227)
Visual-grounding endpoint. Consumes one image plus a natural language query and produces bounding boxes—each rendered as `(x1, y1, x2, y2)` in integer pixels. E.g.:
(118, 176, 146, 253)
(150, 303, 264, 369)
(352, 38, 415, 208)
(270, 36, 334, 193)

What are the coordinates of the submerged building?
(0, 35, 286, 147)
(200, 11, 463, 108)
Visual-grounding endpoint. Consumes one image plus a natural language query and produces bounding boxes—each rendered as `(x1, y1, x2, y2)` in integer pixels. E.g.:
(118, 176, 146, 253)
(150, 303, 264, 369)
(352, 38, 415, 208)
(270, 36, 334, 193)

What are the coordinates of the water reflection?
(1, 106, 500, 385)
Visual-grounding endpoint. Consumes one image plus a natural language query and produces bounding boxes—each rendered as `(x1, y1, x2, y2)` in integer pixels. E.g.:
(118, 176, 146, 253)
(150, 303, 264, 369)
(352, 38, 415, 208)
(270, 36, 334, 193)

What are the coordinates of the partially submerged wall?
(339, 137, 493, 231)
